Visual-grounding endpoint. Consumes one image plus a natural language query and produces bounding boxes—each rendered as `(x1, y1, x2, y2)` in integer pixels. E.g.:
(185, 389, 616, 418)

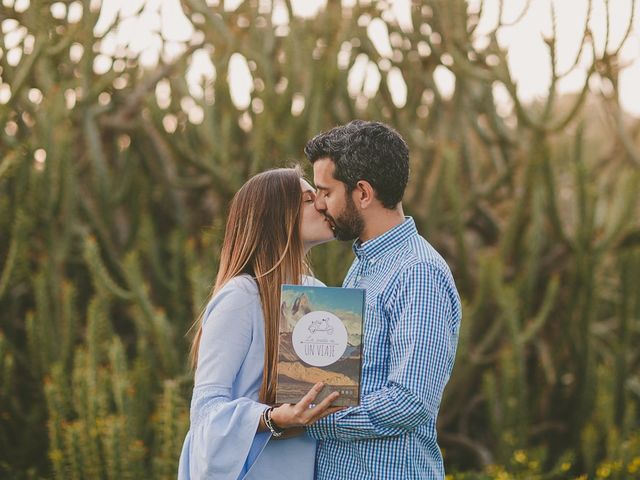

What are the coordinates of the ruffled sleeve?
(183, 279, 270, 480)
(302, 275, 326, 287)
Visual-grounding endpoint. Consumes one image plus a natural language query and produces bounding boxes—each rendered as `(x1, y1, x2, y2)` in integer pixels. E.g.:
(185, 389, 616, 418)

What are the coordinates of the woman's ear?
(354, 180, 375, 208)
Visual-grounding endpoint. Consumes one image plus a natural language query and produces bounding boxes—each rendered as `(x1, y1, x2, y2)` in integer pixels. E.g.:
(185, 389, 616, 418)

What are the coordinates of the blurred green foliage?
(1, 0, 639, 478)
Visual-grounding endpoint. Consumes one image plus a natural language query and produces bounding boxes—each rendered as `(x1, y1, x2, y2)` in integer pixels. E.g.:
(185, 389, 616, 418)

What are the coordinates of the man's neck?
(359, 205, 405, 243)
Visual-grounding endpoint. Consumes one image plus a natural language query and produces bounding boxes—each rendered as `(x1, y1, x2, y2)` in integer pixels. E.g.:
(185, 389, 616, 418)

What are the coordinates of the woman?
(178, 168, 339, 480)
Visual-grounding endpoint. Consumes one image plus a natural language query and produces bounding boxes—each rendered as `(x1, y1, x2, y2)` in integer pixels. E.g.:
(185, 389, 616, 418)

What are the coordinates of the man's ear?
(353, 180, 375, 208)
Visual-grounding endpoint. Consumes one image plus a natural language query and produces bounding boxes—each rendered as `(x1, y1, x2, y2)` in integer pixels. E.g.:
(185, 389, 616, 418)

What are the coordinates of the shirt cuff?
(306, 415, 337, 440)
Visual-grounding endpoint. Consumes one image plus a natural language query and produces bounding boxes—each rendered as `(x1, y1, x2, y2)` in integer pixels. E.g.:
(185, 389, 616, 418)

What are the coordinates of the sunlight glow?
(83, 0, 640, 117)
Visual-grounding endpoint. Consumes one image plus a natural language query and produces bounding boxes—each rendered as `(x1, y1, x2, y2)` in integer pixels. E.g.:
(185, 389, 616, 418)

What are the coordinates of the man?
(305, 120, 462, 479)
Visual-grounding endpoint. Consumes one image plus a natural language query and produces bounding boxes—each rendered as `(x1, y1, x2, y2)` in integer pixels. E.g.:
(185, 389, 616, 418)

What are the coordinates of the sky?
(472, 0, 640, 115)
(283, 285, 365, 314)
(2, 0, 638, 118)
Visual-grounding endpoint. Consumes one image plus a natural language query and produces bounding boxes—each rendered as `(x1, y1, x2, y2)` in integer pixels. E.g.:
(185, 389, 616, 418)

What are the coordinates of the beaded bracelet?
(262, 407, 284, 437)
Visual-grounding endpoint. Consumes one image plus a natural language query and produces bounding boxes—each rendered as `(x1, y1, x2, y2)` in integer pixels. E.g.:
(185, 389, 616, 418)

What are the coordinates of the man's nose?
(314, 196, 326, 212)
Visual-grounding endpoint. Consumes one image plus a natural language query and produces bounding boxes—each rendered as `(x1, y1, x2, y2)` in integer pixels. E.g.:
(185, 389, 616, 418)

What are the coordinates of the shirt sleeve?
(186, 280, 271, 479)
(307, 262, 460, 441)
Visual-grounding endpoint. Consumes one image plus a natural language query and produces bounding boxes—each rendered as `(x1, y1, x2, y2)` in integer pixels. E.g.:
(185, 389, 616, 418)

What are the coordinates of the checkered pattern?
(307, 217, 462, 479)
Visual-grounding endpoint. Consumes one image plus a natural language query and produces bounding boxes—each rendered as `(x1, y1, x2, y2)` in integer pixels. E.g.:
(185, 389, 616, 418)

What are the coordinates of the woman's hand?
(270, 382, 344, 429)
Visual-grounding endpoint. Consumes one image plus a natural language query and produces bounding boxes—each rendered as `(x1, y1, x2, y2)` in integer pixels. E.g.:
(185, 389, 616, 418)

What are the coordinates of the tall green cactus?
(1, 0, 639, 478)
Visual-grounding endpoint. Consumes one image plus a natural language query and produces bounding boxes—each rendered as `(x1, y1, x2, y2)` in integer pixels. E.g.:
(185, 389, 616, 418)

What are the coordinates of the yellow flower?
(561, 462, 571, 472)
(49, 448, 63, 463)
(513, 450, 527, 464)
(596, 464, 611, 478)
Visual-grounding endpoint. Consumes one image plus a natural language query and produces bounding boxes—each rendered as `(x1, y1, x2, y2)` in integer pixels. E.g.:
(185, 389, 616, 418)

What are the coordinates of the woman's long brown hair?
(189, 167, 308, 404)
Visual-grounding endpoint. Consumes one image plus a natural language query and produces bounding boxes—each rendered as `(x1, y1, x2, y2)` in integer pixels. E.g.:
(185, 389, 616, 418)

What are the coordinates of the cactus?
(152, 380, 190, 479)
(0, 0, 639, 477)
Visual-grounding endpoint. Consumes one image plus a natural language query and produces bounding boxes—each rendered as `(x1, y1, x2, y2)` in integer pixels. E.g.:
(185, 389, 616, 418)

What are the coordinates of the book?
(276, 284, 365, 407)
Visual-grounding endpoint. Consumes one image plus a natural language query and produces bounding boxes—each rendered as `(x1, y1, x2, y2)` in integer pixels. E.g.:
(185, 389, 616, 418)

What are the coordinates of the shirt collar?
(352, 216, 417, 261)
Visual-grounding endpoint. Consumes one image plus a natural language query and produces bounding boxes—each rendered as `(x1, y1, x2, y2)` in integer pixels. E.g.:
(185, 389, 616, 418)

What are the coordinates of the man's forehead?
(313, 158, 336, 185)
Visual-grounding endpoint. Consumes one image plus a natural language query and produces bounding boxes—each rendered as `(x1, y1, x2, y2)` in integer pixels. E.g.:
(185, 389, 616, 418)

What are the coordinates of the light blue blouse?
(178, 274, 323, 480)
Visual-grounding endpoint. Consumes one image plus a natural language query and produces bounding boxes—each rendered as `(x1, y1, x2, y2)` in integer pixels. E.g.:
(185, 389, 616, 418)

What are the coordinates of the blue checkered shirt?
(307, 217, 462, 479)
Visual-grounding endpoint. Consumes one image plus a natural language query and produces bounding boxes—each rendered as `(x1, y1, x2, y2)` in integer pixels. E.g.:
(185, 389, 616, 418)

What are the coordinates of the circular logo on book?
(292, 311, 348, 367)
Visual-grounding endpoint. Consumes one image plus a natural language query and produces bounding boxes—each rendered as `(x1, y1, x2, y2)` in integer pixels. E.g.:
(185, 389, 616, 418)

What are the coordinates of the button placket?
(355, 259, 366, 286)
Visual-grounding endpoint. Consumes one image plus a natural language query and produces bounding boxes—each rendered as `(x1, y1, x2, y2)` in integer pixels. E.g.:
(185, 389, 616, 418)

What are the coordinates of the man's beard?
(325, 195, 364, 241)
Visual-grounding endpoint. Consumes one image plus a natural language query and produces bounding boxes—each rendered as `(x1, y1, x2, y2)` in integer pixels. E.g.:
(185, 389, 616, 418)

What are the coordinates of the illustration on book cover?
(277, 285, 365, 407)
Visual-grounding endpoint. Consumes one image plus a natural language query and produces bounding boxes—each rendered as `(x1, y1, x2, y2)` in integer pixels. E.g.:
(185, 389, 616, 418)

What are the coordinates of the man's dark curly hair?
(304, 120, 409, 209)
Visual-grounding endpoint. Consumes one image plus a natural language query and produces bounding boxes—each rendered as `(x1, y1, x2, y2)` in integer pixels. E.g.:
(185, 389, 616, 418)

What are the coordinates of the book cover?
(276, 284, 365, 407)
